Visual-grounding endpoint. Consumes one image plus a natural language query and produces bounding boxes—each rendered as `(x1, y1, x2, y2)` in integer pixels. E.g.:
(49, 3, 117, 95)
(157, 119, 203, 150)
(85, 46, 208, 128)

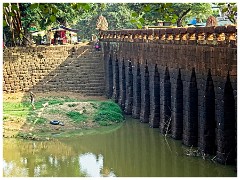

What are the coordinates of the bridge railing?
(99, 26, 237, 47)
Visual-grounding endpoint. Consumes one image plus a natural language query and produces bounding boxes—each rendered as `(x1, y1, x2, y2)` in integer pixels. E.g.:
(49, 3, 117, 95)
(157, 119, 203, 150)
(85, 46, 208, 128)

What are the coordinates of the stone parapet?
(100, 25, 237, 47)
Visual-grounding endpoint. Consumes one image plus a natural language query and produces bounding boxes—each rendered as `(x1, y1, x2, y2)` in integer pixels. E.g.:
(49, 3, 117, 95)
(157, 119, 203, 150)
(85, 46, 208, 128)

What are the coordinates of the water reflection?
(3, 117, 237, 177)
(3, 141, 115, 177)
(79, 153, 116, 177)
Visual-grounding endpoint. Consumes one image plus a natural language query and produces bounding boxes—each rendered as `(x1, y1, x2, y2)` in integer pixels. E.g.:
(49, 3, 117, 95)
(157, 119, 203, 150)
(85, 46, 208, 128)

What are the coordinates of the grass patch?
(66, 111, 87, 123)
(47, 109, 63, 114)
(94, 101, 124, 126)
(34, 97, 77, 110)
(3, 102, 30, 118)
(33, 117, 47, 124)
(3, 97, 79, 120)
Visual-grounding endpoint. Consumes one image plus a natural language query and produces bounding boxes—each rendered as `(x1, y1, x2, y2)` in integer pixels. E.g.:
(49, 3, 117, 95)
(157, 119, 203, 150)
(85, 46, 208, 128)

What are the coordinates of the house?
(49, 25, 79, 45)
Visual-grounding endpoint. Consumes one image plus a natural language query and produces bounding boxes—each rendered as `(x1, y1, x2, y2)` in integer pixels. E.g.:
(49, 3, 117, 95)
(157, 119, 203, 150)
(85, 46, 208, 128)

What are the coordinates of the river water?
(3, 117, 236, 177)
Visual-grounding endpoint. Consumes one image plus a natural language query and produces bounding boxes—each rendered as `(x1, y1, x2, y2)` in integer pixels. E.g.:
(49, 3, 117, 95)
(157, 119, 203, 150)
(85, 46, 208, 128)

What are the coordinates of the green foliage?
(98, 101, 122, 114)
(98, 121, 110, 126)
(75, 3, 135, 39)
(214, 3, 237, 23)
(66, 111, 87, 123)
(94, 101, 124, 126)
(184, 3, 213, 23)
(3, 3, 96, 46)
(4, 2, 237, 47)
(95, 110, 123, 122)
(127, 3, 213, 27)
(50, 15, 56, 22)
(34, 117, 47, 124)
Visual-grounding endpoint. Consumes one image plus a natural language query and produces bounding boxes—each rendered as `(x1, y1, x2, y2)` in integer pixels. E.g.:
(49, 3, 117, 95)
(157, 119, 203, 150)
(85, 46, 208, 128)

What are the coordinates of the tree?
(3, 3, 94, 46)
(128, 3, 213, 27)
(3, 3, 237, 47)
(216, 3, 237, 24)
(3, 3, 23, 46)
(74, 3, 135, 40)
(172, 3, 213, 26)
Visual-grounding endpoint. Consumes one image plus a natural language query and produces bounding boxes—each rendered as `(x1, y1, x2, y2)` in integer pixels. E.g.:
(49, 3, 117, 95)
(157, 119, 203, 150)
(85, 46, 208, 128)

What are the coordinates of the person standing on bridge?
(92, 34, 98, 44)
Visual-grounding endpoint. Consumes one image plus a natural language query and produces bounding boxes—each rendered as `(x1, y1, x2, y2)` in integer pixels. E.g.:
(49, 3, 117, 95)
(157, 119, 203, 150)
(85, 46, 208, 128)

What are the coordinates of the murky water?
(3, 117, 236, 177)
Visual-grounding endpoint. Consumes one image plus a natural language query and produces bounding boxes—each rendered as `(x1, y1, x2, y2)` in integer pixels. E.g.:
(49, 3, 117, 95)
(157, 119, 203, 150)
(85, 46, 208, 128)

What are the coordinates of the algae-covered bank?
(3, 92, 125, 140)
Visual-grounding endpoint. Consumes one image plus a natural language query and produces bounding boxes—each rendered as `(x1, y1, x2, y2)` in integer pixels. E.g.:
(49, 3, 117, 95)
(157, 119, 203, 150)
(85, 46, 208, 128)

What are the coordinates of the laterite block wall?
(3, 44, 105, 96)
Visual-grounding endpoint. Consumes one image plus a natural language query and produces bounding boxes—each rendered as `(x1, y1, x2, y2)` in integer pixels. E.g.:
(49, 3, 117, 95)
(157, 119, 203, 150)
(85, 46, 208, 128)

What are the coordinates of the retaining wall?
(3, 44, 105, 96)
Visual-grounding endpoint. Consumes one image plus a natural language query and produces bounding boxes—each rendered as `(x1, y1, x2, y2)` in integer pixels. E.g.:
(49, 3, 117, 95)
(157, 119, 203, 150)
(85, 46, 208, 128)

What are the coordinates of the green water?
(3, 117, 237, 177)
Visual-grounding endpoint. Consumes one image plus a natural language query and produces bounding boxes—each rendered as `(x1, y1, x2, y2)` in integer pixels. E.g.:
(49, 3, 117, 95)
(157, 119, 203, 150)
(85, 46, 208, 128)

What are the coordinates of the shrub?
(66, 111, 87, 123)
(94, 101, 124, 126)
(94, 110, 123, 122)
(98, 101, 122, 114)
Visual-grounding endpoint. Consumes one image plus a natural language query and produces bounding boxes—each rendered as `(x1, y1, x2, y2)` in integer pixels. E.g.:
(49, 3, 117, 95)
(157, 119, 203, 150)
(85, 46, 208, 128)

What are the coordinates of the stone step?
(74, 64, 104, 66)
(77, 59, 103, 62)
(84, 88, 105, 91)
(81, 58, 103, 61)
(65, 66, 104, 69)
(80, 89, 105, 93)
(58, 67, 103, 70)
(85, 93, 105, 96)
(85, 83, 105, 86)
(76, 59, 103, 62)
(66, 69, 104, 72)
(77, 52, 103, 56)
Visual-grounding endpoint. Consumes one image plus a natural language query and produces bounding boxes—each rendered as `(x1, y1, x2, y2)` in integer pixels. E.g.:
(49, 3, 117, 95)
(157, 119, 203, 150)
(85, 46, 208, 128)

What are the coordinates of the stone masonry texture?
(3, 44, 105, 96)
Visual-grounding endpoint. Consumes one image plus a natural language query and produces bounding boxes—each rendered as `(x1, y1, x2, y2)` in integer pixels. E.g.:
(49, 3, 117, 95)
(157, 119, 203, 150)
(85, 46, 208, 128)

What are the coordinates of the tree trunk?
(177, 19, 183, 27)
(176, 8, 191, 27)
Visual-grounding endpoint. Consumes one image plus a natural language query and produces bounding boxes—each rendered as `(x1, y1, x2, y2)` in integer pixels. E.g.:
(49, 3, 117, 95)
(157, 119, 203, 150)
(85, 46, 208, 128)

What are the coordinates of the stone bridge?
(100, 26, 237, 165)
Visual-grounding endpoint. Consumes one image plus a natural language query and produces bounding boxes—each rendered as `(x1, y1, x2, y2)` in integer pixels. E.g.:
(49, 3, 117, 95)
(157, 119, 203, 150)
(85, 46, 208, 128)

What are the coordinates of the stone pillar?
(106, 55, 113, 98)
(140, 63, 150, 123)
(216, 73, 236, 164)
(118, 60, 126, 109)
(103, 43, 109, 97)
(171, 69, 183, 139)
(112, 58, 119, 103)
(149, 64, 160, 128)
(160, 67, 171, 134)
(198, 70, 216, 155)
(132, 62, 141, 118)
(124, 61, 133, 114)
(183, 68, 198, 146)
